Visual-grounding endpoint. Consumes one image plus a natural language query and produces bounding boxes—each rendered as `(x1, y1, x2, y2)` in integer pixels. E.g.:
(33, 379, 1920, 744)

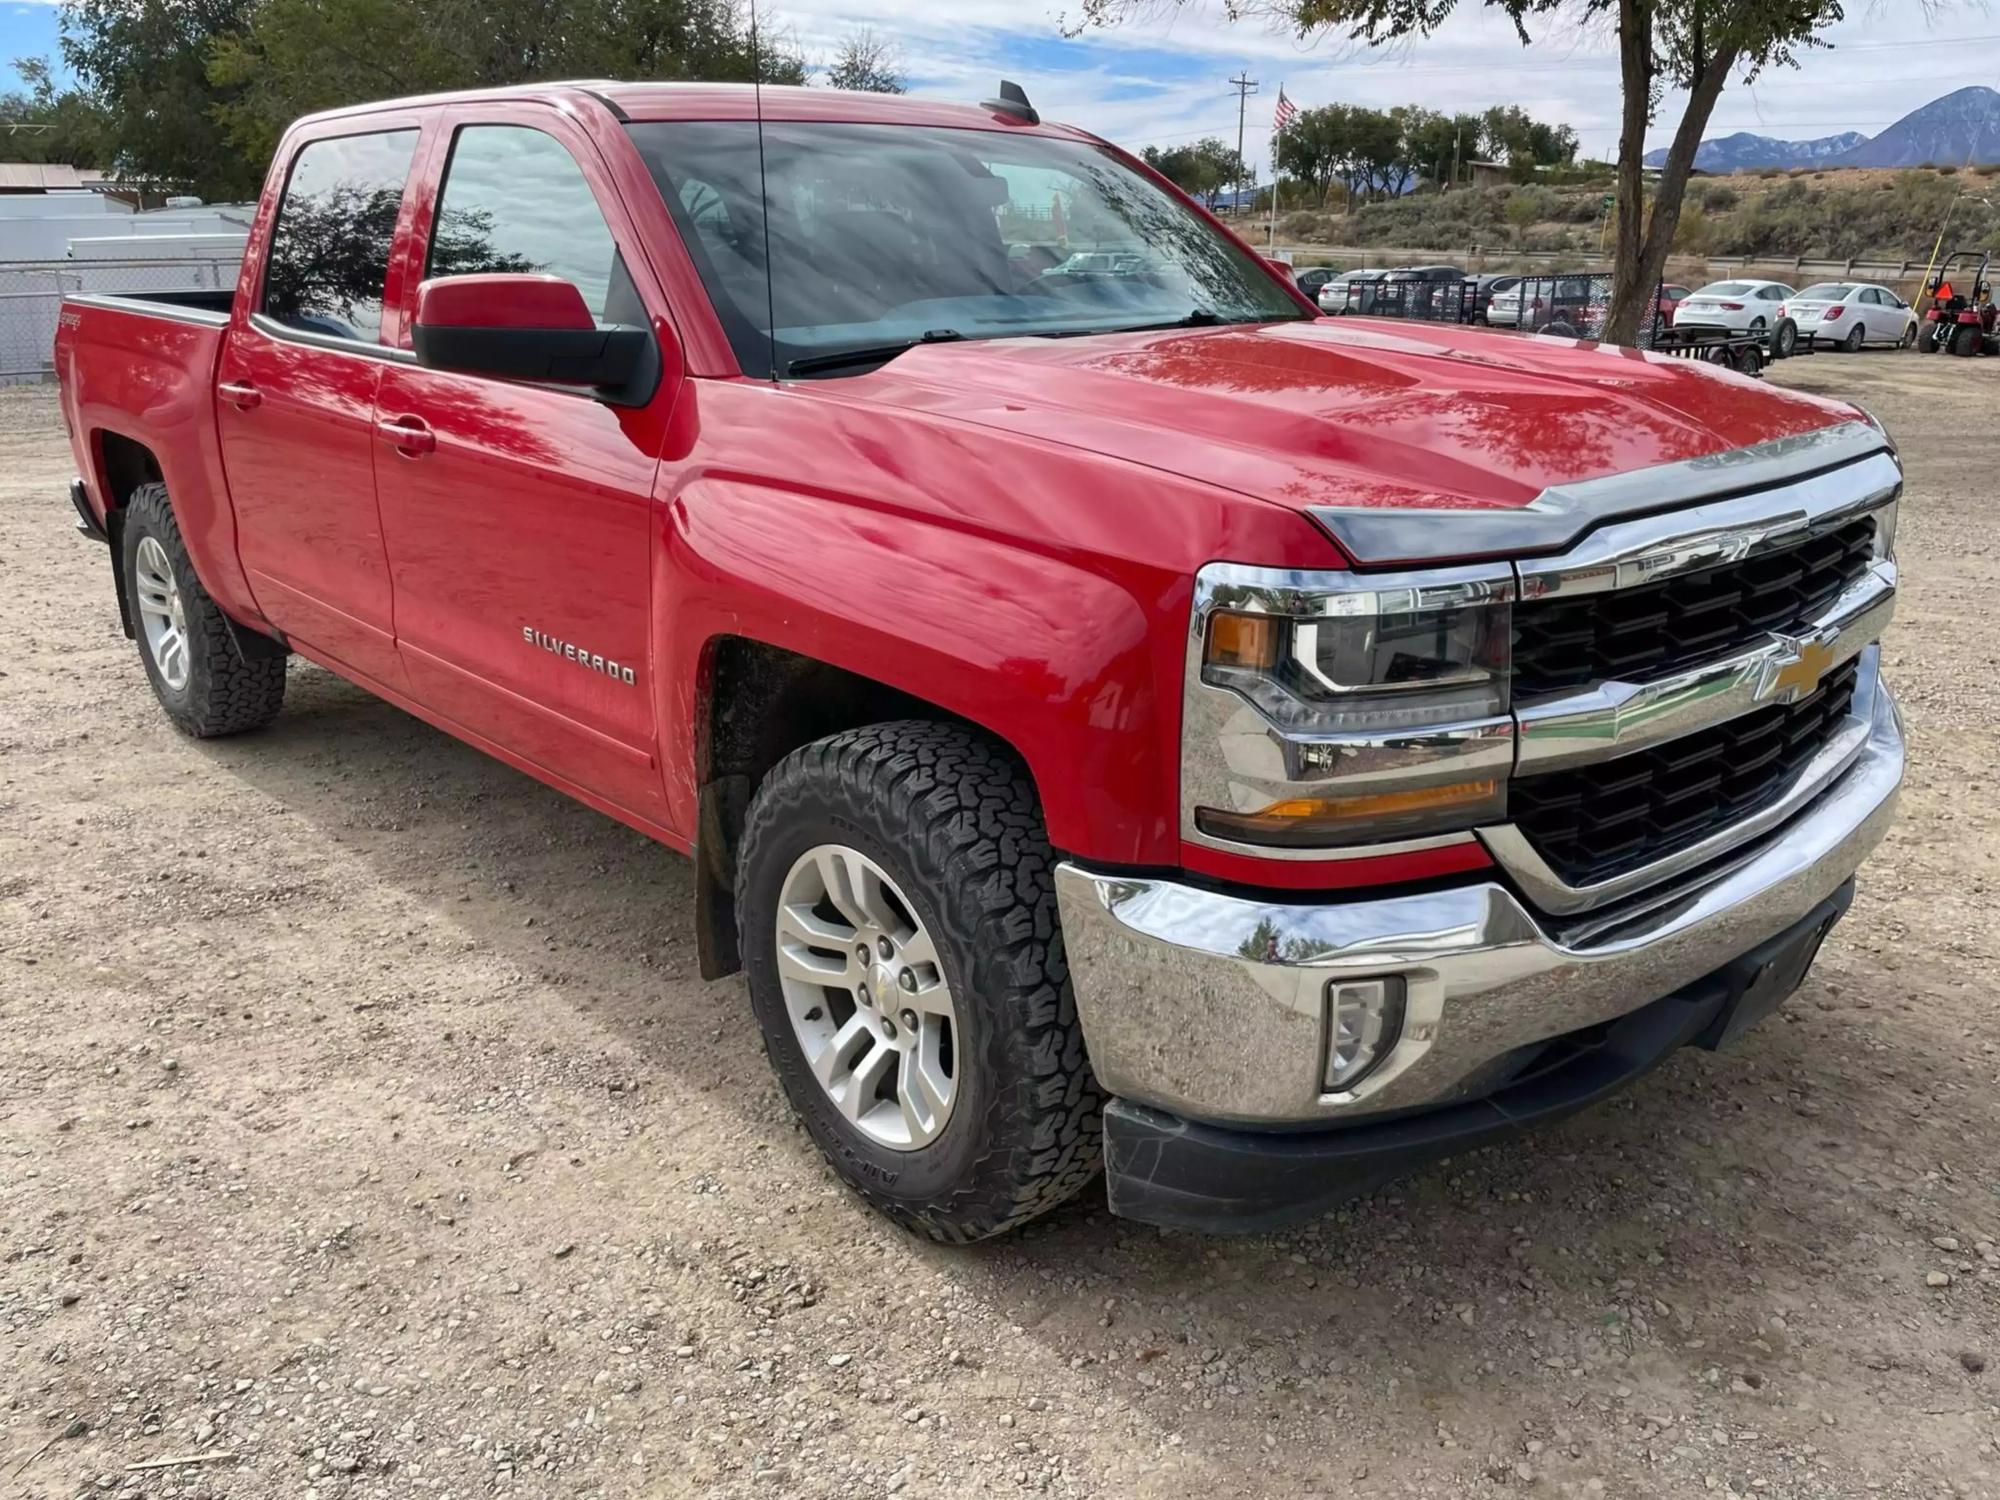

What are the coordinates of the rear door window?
(261, 129, 420, 344)
(427, 124, 632, 324)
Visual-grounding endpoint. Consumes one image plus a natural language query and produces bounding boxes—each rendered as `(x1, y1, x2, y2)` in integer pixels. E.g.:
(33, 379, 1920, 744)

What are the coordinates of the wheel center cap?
(871, 961, 899, 1006)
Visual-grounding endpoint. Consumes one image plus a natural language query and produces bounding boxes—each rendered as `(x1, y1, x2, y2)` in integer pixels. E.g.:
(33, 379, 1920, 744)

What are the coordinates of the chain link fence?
(0, 257, 241, 385)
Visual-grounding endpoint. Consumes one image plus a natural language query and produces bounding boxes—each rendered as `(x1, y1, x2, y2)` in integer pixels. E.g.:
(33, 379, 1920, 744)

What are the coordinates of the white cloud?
(776, 0, 2000, 162)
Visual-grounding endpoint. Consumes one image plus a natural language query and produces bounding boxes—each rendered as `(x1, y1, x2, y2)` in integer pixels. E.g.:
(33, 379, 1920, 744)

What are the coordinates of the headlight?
(1188, 563, 1514, 848)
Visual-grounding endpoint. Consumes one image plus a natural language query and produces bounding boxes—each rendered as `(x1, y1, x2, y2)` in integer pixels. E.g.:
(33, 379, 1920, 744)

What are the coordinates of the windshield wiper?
(1041, 309, 1243, 339)
(785, 328, 966, 378)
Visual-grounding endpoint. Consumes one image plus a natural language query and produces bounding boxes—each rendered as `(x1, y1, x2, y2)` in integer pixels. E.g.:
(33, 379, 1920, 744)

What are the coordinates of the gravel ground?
(2, 349, 1996, 1500)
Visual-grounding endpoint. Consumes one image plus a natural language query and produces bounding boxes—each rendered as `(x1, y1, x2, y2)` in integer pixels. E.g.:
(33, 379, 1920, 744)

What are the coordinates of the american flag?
(1273, 88, 1297, 134)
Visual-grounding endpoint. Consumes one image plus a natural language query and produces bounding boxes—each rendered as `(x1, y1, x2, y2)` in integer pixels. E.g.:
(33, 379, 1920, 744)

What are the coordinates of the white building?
(0, 165, 250, 383)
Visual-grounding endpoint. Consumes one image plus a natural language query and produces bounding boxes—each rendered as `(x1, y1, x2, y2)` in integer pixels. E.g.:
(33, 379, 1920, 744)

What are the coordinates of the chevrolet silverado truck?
(54, 81, 1904, 1239)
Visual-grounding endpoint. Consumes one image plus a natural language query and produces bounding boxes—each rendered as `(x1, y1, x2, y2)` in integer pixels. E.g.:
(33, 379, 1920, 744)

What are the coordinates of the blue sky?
(6, 0, 1999, 166)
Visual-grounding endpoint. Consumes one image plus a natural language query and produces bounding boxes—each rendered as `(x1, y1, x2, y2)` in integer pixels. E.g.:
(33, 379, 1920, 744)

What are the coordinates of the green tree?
(211, 0, 804, 167)
(1481, 103, 1580, 172)
(1076, 0, 1896, 342)
(57, 0, 261, 199)
(1273, 103, 1351, 205)
(36, 0, 805, 200)
(1347, 104, 1402, 198)
(0, 57, 110, 170)
(824, 26, 906, 93)
(1400, 106, 1480, 189)
(1141, 137, 1245, 209)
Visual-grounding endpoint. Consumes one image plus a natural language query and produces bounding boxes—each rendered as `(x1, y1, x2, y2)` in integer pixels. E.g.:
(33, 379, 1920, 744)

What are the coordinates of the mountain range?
(1643, 87, 2000, 172)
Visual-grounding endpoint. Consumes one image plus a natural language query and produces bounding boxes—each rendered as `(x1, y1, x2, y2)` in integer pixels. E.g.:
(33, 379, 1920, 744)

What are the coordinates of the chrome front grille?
(1510, 658, 1860, 886)
(1511, 518, 1877, 696)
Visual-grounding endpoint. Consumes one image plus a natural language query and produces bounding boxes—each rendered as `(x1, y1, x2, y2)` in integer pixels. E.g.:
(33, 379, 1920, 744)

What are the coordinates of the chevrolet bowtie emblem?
(1760, 634, 1836, 703)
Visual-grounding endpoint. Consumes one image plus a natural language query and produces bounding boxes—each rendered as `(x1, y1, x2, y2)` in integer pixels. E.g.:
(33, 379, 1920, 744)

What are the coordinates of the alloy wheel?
(773, 843, 959, 1151)
(133, 535, 191, 692)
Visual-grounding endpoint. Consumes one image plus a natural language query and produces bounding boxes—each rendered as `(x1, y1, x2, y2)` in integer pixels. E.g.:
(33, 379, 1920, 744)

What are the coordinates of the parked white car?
(1486, 281, 1527, 327)
(1317, 268, 1390, 314)
(1777, 282, 1918, 353)
(1674, 279, 1795, 336)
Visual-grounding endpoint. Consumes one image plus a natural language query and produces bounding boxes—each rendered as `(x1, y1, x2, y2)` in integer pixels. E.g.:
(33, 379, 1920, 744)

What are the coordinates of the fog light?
(1323, 977, 1406, 1092)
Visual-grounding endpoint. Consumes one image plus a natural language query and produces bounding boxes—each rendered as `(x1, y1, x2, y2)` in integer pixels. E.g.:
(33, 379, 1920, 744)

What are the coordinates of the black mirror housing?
(412, 322, 653, 396)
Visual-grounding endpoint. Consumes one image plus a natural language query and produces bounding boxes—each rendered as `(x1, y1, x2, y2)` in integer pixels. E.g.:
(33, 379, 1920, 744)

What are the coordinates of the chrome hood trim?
(1309, 420, 1890, 567)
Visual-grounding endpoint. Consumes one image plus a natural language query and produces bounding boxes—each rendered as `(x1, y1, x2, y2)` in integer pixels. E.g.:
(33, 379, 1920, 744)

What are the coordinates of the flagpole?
(1268, 83, 1282, 251)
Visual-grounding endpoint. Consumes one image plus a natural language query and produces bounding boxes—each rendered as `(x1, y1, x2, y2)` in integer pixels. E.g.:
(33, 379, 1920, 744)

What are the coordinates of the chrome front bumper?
(1054, 668, 1903, 1128)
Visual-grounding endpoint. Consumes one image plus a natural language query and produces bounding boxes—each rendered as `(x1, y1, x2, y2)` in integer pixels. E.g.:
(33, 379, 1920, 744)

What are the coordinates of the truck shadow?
(200, 659, 1928, 1445)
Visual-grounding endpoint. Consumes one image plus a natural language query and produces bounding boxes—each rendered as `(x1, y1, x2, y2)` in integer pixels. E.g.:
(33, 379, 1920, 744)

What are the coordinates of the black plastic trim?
(69, 477, 109, 544)
(1100, 881, 1853, 1233)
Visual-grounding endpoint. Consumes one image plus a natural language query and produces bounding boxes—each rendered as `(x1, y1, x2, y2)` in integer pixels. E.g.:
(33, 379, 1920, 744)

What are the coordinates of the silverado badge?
(522, 626, 637, 686)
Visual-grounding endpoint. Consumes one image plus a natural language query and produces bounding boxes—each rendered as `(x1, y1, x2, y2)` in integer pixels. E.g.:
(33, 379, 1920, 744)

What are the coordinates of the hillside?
(1265, 163, 2000, 268)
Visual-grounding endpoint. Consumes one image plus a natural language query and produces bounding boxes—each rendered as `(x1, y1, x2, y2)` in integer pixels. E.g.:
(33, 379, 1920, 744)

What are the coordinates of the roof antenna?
(751, 0, 778, 381)
(982, 79, 1039, 125)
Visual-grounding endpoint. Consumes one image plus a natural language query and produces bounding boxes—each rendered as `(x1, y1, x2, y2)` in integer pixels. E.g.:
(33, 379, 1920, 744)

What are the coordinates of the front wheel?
(1900, 322, 1918, 349)
(121, 483, 287, 737)
(736, 721, 1103, 1242)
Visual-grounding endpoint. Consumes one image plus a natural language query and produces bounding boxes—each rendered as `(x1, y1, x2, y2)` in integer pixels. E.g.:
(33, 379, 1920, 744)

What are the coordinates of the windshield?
(626, 120, 1307, 378)
(1797, 283, 1855, 300)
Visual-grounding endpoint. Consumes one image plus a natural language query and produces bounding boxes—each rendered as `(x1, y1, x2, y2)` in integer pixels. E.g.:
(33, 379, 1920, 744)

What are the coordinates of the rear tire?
(1952, 324, 1981, 357)
(1842, 323, 1866, 353)
(121, 482, 287, 737)
(736, 720, 1103, 1242)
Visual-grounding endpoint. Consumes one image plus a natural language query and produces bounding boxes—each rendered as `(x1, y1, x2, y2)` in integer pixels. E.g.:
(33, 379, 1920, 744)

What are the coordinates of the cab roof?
(297, 79, 1097, 142)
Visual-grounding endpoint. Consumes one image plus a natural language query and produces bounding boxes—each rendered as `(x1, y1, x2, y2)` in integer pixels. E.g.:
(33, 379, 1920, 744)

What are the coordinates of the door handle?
(375, 414, 435, 457)
(218, 380, 261, 410)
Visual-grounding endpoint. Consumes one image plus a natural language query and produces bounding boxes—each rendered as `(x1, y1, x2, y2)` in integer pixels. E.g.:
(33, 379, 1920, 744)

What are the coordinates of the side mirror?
(411, 274, 652, 395)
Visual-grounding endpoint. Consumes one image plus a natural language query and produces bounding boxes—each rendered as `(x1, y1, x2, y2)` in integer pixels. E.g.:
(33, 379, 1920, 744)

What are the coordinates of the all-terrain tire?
(1952, 324, 1981, 357)
(121, 482, 287, 736)
(736, 720, 1103, 1242)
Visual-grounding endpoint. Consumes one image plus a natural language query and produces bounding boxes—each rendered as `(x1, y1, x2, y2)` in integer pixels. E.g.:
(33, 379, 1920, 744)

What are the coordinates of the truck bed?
(56, 291, 264, 628)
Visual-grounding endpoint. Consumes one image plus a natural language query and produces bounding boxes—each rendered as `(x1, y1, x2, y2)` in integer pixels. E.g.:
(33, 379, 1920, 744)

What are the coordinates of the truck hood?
(843, 317, 1860, 542)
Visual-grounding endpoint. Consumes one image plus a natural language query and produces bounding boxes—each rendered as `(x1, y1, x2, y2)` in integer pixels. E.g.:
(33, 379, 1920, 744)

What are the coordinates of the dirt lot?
(2, 347, 1996, 1500)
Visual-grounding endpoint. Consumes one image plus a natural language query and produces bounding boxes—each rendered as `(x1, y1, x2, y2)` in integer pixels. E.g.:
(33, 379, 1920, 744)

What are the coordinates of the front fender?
(658, 472, 1177, 865)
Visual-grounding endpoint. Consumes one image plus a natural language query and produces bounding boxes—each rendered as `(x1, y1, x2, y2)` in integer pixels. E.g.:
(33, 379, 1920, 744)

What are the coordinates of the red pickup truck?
(55, 81, 1904, 1240)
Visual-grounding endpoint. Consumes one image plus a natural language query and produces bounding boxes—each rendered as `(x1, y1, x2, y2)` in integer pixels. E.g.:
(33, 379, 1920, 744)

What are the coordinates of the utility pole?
(1450, 121, 1462, 193)
(1229, 72, 1258, 217)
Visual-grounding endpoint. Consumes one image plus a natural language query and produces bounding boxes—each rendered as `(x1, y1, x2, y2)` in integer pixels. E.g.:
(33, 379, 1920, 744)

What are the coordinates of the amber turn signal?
(1206, 611, 1282, 671)
(1197, 779, 1502, 847)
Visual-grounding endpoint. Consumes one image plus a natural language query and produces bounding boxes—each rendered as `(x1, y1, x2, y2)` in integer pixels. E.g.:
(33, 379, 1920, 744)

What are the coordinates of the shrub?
(1938, 164, 1960, 176)
(1698, 182, 1739, 212)
(1978, 163, 2000, 178)
(1674, 204, 1712, 253)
